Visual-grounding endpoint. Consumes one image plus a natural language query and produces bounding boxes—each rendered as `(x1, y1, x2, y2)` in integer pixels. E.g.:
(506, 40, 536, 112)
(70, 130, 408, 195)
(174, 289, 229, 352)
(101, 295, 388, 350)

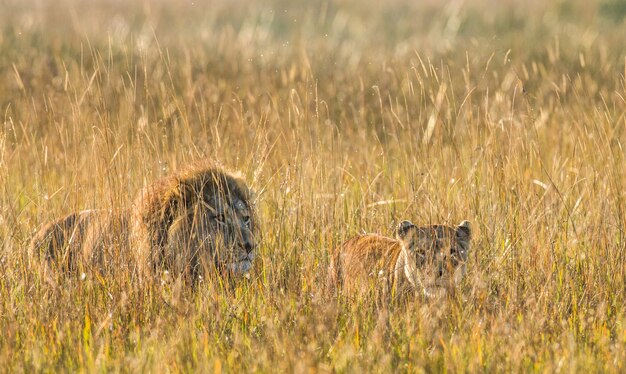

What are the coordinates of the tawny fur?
(330, 220, 472, 299)
(29, 209, 130, 274)
(329, 234, 409, 298)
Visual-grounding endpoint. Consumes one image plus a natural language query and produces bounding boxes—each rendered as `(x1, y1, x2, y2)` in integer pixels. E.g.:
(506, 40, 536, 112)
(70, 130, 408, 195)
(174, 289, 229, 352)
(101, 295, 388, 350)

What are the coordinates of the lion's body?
(330, 221, 472, 299)
(29, 209, 130, 274)
(29, 163, 258, 282)
(30, 210, 92, 273)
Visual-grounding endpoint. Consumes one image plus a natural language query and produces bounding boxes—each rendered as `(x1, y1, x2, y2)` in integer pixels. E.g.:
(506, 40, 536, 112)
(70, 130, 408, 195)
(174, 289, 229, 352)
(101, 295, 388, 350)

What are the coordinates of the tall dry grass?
(1, 0, 626, 371)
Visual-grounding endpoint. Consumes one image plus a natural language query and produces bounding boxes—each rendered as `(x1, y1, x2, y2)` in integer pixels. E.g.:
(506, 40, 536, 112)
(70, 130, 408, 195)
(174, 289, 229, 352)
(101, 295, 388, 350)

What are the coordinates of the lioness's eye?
(243, 215, 251, 228)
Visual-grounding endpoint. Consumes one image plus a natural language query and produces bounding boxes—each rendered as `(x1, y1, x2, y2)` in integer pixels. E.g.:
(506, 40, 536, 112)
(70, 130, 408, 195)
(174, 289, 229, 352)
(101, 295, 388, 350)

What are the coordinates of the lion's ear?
(395, 220, 415, 237)
(456, 220, 471, 239)
(455, 220, 472, 260)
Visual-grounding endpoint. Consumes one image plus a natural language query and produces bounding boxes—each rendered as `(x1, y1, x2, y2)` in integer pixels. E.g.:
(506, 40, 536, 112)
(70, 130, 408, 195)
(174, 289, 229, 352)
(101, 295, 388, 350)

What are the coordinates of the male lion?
(29, 164, 258, 282)
(329, 220, 471, 299)
(131, 164, 258, 282)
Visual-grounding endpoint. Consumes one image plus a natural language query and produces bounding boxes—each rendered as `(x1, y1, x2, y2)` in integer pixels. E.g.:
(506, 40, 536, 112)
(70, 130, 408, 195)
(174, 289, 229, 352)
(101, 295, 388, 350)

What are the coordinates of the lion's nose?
(244, 240, 255, 253)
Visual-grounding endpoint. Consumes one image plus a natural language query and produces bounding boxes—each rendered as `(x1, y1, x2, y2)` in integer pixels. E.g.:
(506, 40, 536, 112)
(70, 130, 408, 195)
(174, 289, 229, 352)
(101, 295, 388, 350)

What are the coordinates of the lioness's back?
(330, 234, 402, 296)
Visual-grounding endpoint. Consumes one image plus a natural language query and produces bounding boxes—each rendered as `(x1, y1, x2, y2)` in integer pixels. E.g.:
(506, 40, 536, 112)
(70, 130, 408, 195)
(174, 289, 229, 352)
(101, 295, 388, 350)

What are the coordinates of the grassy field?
(2, 0, 626, 371)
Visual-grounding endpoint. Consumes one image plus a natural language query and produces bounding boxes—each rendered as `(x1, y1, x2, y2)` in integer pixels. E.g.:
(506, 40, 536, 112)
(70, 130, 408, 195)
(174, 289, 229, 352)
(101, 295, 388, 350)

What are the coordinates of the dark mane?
(133, 162, 255, 267)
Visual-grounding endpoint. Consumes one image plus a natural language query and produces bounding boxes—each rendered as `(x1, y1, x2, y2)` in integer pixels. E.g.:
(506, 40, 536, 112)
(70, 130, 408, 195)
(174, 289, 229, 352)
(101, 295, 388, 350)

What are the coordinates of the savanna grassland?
(2, 0, 626, 371)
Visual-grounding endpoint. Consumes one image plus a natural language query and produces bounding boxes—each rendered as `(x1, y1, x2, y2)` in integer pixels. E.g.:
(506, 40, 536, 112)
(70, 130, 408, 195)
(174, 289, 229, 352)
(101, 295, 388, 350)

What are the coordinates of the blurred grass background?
(2, 0, 626, 371)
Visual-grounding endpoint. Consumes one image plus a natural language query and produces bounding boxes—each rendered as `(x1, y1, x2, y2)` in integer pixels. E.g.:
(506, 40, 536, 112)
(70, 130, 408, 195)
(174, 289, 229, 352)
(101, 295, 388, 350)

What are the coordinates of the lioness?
(29, 164, 258, 282)
(330, 220, 471, 298)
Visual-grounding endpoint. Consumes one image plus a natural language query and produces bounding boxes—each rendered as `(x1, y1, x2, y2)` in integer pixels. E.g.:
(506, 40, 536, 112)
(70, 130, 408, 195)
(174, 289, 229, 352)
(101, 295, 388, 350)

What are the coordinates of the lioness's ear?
(395, 220, 415, 237)
(456, 220, 471, 238)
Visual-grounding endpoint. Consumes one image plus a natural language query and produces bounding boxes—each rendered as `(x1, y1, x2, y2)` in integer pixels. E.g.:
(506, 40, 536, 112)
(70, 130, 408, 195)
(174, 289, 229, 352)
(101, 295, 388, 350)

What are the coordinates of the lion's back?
(30, 209, 129, 274)
(30, 210, 94, 272)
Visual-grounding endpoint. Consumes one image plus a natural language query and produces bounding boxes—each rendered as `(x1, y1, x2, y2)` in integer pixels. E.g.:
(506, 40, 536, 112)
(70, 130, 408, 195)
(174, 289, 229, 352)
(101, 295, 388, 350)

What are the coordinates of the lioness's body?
(330, 234, 413, 298)
(331, 221, 472, 299)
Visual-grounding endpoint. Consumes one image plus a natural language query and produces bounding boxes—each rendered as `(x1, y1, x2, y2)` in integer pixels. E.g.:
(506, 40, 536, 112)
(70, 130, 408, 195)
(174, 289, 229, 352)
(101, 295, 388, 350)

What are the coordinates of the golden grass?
(2, 0, 626, 371)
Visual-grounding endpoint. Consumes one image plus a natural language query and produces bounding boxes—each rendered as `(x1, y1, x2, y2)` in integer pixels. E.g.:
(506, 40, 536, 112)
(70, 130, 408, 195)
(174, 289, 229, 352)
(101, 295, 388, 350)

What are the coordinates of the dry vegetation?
(2, 0, 626, 371)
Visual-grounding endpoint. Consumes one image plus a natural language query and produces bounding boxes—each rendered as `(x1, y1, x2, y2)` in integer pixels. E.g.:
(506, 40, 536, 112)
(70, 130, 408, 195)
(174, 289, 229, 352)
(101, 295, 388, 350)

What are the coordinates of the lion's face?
(395, 220, 471, 288)
(208, 196, 256, 275)
(166, 191, 257, 278)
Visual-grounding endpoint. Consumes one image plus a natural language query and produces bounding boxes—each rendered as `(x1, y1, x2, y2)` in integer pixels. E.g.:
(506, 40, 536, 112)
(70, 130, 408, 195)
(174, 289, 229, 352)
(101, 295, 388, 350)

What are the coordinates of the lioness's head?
(134, 165, 258, 280)
(395, 220, 471, 289)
